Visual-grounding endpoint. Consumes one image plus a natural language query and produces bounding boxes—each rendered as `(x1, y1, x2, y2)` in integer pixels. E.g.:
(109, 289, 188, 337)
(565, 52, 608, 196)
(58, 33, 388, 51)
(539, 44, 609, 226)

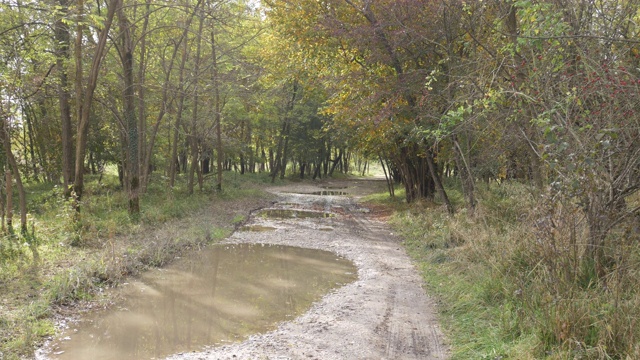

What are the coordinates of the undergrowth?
(380, 181, 640, 359)
(0, 171, 274, 359)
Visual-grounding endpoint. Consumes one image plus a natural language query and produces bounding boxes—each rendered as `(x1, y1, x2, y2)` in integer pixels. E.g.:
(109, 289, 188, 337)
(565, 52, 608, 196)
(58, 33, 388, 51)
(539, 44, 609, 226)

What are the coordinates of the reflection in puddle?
(45, 244, 356, 360)
(257, 209, 334, 219)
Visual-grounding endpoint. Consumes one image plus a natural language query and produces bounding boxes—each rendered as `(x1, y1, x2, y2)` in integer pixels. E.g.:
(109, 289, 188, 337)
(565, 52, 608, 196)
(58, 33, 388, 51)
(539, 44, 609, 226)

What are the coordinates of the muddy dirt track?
(169, 178, 449, 360)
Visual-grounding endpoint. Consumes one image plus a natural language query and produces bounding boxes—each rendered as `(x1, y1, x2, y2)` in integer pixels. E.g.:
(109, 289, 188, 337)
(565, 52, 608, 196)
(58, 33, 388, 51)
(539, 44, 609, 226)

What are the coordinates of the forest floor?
(168, 177, 449, 360)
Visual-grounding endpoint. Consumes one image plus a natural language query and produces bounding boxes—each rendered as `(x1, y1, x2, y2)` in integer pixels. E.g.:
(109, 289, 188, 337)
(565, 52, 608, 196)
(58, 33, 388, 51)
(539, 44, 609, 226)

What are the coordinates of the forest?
(1, 0, 639, 358)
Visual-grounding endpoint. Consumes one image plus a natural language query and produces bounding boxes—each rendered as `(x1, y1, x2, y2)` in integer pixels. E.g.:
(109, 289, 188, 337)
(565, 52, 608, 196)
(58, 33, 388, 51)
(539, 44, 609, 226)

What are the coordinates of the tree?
(54, 0, 75, 191)
(0, 117, 27, 234)
(116, 1, 139, 216)
(73, 0, 119, 202)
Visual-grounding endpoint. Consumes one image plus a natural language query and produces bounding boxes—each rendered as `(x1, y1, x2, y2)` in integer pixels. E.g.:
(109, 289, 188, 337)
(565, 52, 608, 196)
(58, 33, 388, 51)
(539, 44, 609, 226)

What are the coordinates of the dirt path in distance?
(169, 178, 449, 360)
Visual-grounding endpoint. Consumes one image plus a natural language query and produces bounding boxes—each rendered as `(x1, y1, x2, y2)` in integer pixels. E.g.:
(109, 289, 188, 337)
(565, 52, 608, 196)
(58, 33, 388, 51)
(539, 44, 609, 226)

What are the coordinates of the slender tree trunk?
(299, 162, 306, 179)
(0, 169, 5, 233)
(271, 123, 285, 182)
(74, 0, 84, 162)
(247, 124, 254, 173)
(211, 28, 223, 191)
(73, 0, 119, 202)
(426, 149, 454, 215)
(187, 13, 204, 195)
(5, 170, 11, 232)
(137, 0, 150, 191)
(329, 149, 343, 176)
(271, 80, 298, 182)
(379, 154, 394, 198)
(118, 2, 140, 216)
(169, 32, 190, 187)
(280, 122, 290, 180)
(1, 121, 27, 234)
(324, 143, 330, 176)
(261, 147, 267, 172)
(197, 156, 204, 191)
(55, 1, 74, 189)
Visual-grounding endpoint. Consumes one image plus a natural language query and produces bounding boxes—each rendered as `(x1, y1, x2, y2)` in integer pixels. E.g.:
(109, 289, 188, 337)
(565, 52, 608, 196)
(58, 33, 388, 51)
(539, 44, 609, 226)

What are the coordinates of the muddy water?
(257, 209, 334, 219)
(239, 225, 277, 232)
(309, 191, 349, 196)
(45, 244, 356, 360)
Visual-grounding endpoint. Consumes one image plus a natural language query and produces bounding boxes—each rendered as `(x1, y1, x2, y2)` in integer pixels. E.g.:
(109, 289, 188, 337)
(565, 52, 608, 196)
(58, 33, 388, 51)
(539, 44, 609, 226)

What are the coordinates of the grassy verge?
(0, 172, 276, 359)
(367, 181, 640, 359)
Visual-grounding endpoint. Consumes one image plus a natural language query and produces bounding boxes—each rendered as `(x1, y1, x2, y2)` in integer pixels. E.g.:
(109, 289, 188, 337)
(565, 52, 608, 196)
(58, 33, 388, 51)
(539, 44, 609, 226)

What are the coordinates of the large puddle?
(44, 244, 357, 360)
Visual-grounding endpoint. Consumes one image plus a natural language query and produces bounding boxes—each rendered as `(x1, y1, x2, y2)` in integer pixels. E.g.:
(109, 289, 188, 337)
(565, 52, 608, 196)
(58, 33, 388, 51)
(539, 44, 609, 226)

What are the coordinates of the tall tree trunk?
(137, 0, 150, 191)
(0, 167, 5, 233)
(247, 124, 254, 173)
(169, 31, 190, 187)
(324, 143, 330, 176)
(425, 149, 454, 215)
(271, 80, 298, 182)
(280, 122, 290, 180)
(211, 27, 223, 191)
(5, 170, 11, 232)
(187, 13, 205, 195)
(329, 148, 343, 176)
(379, 154, 394, 198)
(74, 0, 84, 166)
(118, 2, 140, 216)
(73, 0, 119, 202)
(55, 0, 74, 190)
(271, 122, 285, 182)
(299, 162, 306, 179)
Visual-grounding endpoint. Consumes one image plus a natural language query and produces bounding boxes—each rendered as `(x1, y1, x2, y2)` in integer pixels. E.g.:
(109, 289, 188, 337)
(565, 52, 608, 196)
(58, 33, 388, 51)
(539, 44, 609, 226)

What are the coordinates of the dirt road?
(169, 178, 449, 360)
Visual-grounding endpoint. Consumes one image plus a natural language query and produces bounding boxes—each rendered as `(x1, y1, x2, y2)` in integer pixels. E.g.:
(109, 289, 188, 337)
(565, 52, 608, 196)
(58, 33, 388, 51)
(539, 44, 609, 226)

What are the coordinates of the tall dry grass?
(389, 182, 640, 359)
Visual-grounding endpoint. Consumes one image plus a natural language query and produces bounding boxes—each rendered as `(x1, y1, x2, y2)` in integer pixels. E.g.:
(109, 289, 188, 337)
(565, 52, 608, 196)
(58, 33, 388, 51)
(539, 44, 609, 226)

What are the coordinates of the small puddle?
(44, 244, 356, 360)
(257, 209, 334, 219)
(310, 191, 349, 196)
